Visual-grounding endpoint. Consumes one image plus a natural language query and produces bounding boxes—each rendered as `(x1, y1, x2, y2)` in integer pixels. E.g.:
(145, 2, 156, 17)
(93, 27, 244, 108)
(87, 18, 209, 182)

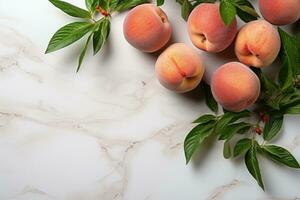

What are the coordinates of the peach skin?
(123, 4, 172, 52)
(259, 0, 300, 25)
(155, 43, 205, 93)
(211, 62, 261, 112)
(187, 3, 238, 53)
(235, 20, 281, 68)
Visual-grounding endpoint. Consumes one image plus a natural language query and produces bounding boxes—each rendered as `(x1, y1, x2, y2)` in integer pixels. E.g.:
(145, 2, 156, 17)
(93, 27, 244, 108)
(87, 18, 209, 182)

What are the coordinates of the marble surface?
(0, 0, 299, 200)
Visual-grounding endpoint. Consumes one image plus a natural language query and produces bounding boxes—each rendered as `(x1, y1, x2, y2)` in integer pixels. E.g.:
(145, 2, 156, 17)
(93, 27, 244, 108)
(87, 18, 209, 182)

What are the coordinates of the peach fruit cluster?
(123, 2, 299, 112)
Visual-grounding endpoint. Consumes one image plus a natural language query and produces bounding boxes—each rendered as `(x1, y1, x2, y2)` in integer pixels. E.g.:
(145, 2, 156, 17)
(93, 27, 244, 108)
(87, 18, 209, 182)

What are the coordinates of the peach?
(155, 43, 205, 93)
(187, 3, 238, 53)
(123, 4, 172, 52)
(235, 20, 281, 68)
(259, 0, 300, 25)
(211, 62, 260, 112)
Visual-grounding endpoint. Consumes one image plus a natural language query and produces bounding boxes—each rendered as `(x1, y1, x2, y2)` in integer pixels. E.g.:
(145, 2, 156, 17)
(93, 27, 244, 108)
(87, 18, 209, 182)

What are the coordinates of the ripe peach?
(187, 3, 238, 53)
(123, 4, 172, 52)
(259, 0, 300, 25)
(155, 43, 205, 93)
(235, 20, 281, 68)
(211, 62, 260, 112)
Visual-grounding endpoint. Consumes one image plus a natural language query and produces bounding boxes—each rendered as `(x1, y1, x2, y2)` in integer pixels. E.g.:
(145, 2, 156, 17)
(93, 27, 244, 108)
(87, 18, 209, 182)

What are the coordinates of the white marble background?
(0, 0, 299, 200)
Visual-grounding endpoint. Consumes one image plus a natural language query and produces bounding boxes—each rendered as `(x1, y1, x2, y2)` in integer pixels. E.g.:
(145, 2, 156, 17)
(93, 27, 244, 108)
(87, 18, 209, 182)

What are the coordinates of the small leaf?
(278, 28, 300, 91)
(263, 114, 283, 141)
(234, 138, 252, 157)
(193, 114, 216, 124)
(181, 0, 193, 21)
(46, 22, 94, 54)
(201, 82, 218, 113)
(261, 145, 300, 168)
(93, 19, 111, 55)
(245, 140, 264, 190)
(114, 0, 149, 12)
(219, 0, 236, 26)
(157, 0, 165, 6)
(85, 0, 99, 12)
(184, 123, 216, 164)
(49, 0, 91, 19)
(77, 33, 92, 72)
(219, 122, 251, 140)
(223, 140, 231, 159)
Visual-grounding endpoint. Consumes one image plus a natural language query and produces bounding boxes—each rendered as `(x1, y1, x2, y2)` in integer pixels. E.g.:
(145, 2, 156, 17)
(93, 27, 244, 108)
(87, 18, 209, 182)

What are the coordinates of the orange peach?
(155, 43, 205, 93)
(123, 4, 172, 52)
(259, 0, 300, 25)
(187, 3, 238, 53)
(211, 62, 260, 112)
(235, 20, 281, 68)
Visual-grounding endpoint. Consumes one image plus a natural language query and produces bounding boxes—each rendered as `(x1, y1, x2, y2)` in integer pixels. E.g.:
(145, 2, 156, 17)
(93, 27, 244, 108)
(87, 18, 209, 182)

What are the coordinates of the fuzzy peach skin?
(187, 3, 238, 53)
(211, 62, 261, 112)
(259, 0, 300, 25)
(123, 4, 172, 52)
(155, 43, 205, 93)
(235, 20, 281, 68)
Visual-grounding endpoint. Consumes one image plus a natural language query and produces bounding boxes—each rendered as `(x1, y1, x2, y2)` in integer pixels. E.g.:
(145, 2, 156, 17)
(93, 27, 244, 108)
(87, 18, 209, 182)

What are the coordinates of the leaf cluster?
(46, 0, 148, 71)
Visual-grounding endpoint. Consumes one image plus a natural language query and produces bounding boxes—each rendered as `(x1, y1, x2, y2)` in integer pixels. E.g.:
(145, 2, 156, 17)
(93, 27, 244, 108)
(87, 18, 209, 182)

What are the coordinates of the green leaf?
(114, 0, 149, 12)
(184, 123, 216, 164)
(223, 140, 231, 159)
(285, 103, 300, 114)
(181, 0, 193, 21)
(157, 0, 165, 6)
(261, 145, 300, 168)
(245, 140, 264, 190)
(216, 110, 250, 133)
(235, 4, 259, 18)
(49, 0, 91, 19)
(219, 0, 236, 26)
(109, 0, 120, 11)
(77, 33, 92, 72)
(219, 122, 251, 140)
(99, 0, 109, 11)
(278, 28, 300, 91)
(263, 114, 283, 141)
(93, 19, 111, 55)
(234, 138, 252, 157)
(46, 22, 94, 54)
(201, 82, 218, 113)
(193, 114, 216, 124)
(85, 0, 98, 12)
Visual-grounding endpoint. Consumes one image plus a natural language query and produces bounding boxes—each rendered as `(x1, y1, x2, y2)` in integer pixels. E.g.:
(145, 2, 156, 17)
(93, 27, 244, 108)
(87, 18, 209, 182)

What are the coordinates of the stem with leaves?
(46, 0, 149, 72)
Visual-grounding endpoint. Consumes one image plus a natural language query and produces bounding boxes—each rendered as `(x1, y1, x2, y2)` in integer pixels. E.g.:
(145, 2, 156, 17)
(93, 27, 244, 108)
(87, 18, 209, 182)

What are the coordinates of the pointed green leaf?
(85, 0, 99, 12)
(193, 114, 216, 124)
(181, 0, 193, 21)
(234, 138, 252, 157)
(184, 123, 216, 164)
(93, 19, 110, 55)
(114, 0, 149, 12)
(49, 0, 91, 18)
(263, 114, 283, 141)
(201, 82, 218, 113)
(46, 22, 94, 54)
(245, 141, 264, 190)
(77, 33, 92, 73)
(219, 0, 236, 26)
(278, 28, 300, 91)
(219, 122, 251, 140)
(261, 145, 300, 168)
